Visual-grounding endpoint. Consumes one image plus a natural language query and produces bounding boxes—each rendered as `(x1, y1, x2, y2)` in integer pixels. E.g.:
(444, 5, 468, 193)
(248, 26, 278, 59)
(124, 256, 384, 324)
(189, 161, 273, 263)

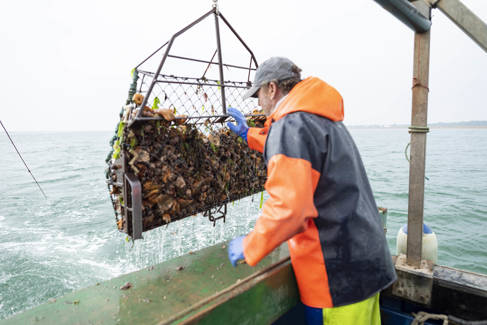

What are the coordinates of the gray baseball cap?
(243, 57, 300, 100)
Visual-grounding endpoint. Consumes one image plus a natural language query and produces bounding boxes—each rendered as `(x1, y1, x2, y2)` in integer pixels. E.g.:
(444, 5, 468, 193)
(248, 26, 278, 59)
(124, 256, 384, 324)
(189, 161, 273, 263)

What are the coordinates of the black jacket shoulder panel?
(264, 112, 330, 172)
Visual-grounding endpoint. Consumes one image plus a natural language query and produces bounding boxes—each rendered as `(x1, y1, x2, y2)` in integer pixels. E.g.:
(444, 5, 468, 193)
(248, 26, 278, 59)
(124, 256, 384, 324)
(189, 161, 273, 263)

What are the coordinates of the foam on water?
(0, 272, 12, 285)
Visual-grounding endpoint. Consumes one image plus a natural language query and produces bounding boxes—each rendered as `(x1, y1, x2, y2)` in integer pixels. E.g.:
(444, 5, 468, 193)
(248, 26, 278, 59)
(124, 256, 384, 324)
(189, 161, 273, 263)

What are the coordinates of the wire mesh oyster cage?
(105, 5, 266, 239)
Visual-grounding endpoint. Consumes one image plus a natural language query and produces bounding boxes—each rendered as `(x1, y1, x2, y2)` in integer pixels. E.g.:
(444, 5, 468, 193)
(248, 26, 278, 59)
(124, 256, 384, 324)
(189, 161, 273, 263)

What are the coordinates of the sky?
(0, 0, 486, 132)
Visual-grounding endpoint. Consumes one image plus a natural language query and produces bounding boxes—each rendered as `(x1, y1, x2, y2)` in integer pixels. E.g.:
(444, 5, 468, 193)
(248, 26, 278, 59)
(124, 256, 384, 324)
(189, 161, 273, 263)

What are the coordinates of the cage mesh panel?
(138, 72, 256, 118)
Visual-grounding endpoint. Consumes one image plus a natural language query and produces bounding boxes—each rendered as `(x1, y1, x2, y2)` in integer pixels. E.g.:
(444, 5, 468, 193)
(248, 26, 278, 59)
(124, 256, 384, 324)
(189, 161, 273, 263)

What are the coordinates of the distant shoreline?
(348, 121, 487, 129)
(5, 121, 487, 133)
(348, 125, 487, 129)
(7, 127, 487, 133)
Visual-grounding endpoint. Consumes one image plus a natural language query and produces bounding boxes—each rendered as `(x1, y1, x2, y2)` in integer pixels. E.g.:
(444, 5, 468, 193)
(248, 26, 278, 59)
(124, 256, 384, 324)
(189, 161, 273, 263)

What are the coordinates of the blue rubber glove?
(228, 236, 245, 267)
(226, 107, 248, 142)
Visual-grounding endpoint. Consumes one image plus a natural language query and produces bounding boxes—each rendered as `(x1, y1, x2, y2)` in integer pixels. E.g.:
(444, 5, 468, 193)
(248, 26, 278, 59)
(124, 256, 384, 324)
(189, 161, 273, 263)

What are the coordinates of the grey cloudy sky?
(1, 0, 486, 131)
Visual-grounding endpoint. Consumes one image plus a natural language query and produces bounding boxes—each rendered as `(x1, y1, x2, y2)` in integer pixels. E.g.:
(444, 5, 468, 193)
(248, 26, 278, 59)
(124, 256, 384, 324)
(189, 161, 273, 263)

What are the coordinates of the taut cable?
(0, 120, 47, 199)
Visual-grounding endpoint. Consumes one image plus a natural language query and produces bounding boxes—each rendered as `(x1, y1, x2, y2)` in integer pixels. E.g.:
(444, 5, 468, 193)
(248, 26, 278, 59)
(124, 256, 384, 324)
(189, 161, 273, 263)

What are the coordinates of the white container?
(396, 223, 438, 264)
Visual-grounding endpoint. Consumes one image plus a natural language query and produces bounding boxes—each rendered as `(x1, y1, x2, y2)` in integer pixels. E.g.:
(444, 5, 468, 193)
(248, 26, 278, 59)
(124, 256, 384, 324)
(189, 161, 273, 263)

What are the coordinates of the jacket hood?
(268, 77, 344, 123)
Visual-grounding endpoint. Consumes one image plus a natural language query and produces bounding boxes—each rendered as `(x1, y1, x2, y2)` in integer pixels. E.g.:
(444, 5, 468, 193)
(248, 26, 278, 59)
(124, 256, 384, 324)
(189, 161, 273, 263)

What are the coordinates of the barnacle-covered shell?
(132, 93, 144, 106)
(155, 108, 176, 121)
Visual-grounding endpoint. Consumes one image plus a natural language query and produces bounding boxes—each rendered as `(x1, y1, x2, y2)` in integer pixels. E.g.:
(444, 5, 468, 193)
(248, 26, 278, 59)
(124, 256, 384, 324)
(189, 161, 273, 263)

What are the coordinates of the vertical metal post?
(126, 173, 143, 240)
(407, 28, 431, 267)
(214, 11, 227, 113)
(122, 149, 130, 234)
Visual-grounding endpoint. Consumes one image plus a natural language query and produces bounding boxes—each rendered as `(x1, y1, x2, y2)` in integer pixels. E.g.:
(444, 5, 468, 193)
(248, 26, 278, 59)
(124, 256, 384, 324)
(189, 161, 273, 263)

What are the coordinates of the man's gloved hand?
(228, 235, 245, 267)
(226, 107, 248, 142)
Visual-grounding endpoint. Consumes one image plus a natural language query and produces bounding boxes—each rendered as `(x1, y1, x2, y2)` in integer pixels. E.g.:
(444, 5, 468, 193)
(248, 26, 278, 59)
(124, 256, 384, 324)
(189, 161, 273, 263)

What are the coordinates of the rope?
(412, 311, 448, 325)
(0, 120, 47, 199)
(408, 125, 430, 134)
(412, 78, 430, 92)
(405, 142, 411, 163)
(404, 142, 430, 181)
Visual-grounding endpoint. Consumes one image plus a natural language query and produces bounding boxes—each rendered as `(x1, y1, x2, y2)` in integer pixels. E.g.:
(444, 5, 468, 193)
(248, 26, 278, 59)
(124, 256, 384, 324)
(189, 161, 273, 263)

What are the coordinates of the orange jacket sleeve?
(243, 154, 320, 266)
(247, 127, 267, 153)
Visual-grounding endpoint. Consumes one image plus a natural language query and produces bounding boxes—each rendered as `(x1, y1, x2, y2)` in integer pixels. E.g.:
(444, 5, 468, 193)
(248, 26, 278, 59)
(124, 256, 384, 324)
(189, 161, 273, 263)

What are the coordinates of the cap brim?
(242, 85, 259, 100)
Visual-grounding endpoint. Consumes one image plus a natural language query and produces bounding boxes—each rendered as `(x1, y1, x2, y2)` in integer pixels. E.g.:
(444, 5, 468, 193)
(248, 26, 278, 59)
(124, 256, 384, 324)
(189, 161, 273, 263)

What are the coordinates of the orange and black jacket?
(243, 77, 396, 308)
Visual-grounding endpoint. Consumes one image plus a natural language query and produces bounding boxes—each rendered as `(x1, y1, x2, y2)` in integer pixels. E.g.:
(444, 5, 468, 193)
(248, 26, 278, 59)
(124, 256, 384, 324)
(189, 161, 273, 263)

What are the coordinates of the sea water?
(0, 128, 486, 319)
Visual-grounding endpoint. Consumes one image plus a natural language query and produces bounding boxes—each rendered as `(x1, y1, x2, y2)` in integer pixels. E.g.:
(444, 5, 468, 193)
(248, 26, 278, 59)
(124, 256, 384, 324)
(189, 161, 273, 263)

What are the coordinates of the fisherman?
(226, 57, 396, 325)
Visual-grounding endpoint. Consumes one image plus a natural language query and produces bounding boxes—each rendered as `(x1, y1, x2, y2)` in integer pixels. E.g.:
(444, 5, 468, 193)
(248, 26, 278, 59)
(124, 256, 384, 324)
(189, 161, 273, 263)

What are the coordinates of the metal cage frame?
(109, 6, 265, 239)
(133, 6, 259, 122)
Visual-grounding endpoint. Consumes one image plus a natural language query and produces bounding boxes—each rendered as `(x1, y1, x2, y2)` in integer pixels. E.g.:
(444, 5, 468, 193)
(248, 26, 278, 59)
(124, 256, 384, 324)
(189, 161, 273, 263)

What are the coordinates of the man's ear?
(268, 82, 278, 100)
